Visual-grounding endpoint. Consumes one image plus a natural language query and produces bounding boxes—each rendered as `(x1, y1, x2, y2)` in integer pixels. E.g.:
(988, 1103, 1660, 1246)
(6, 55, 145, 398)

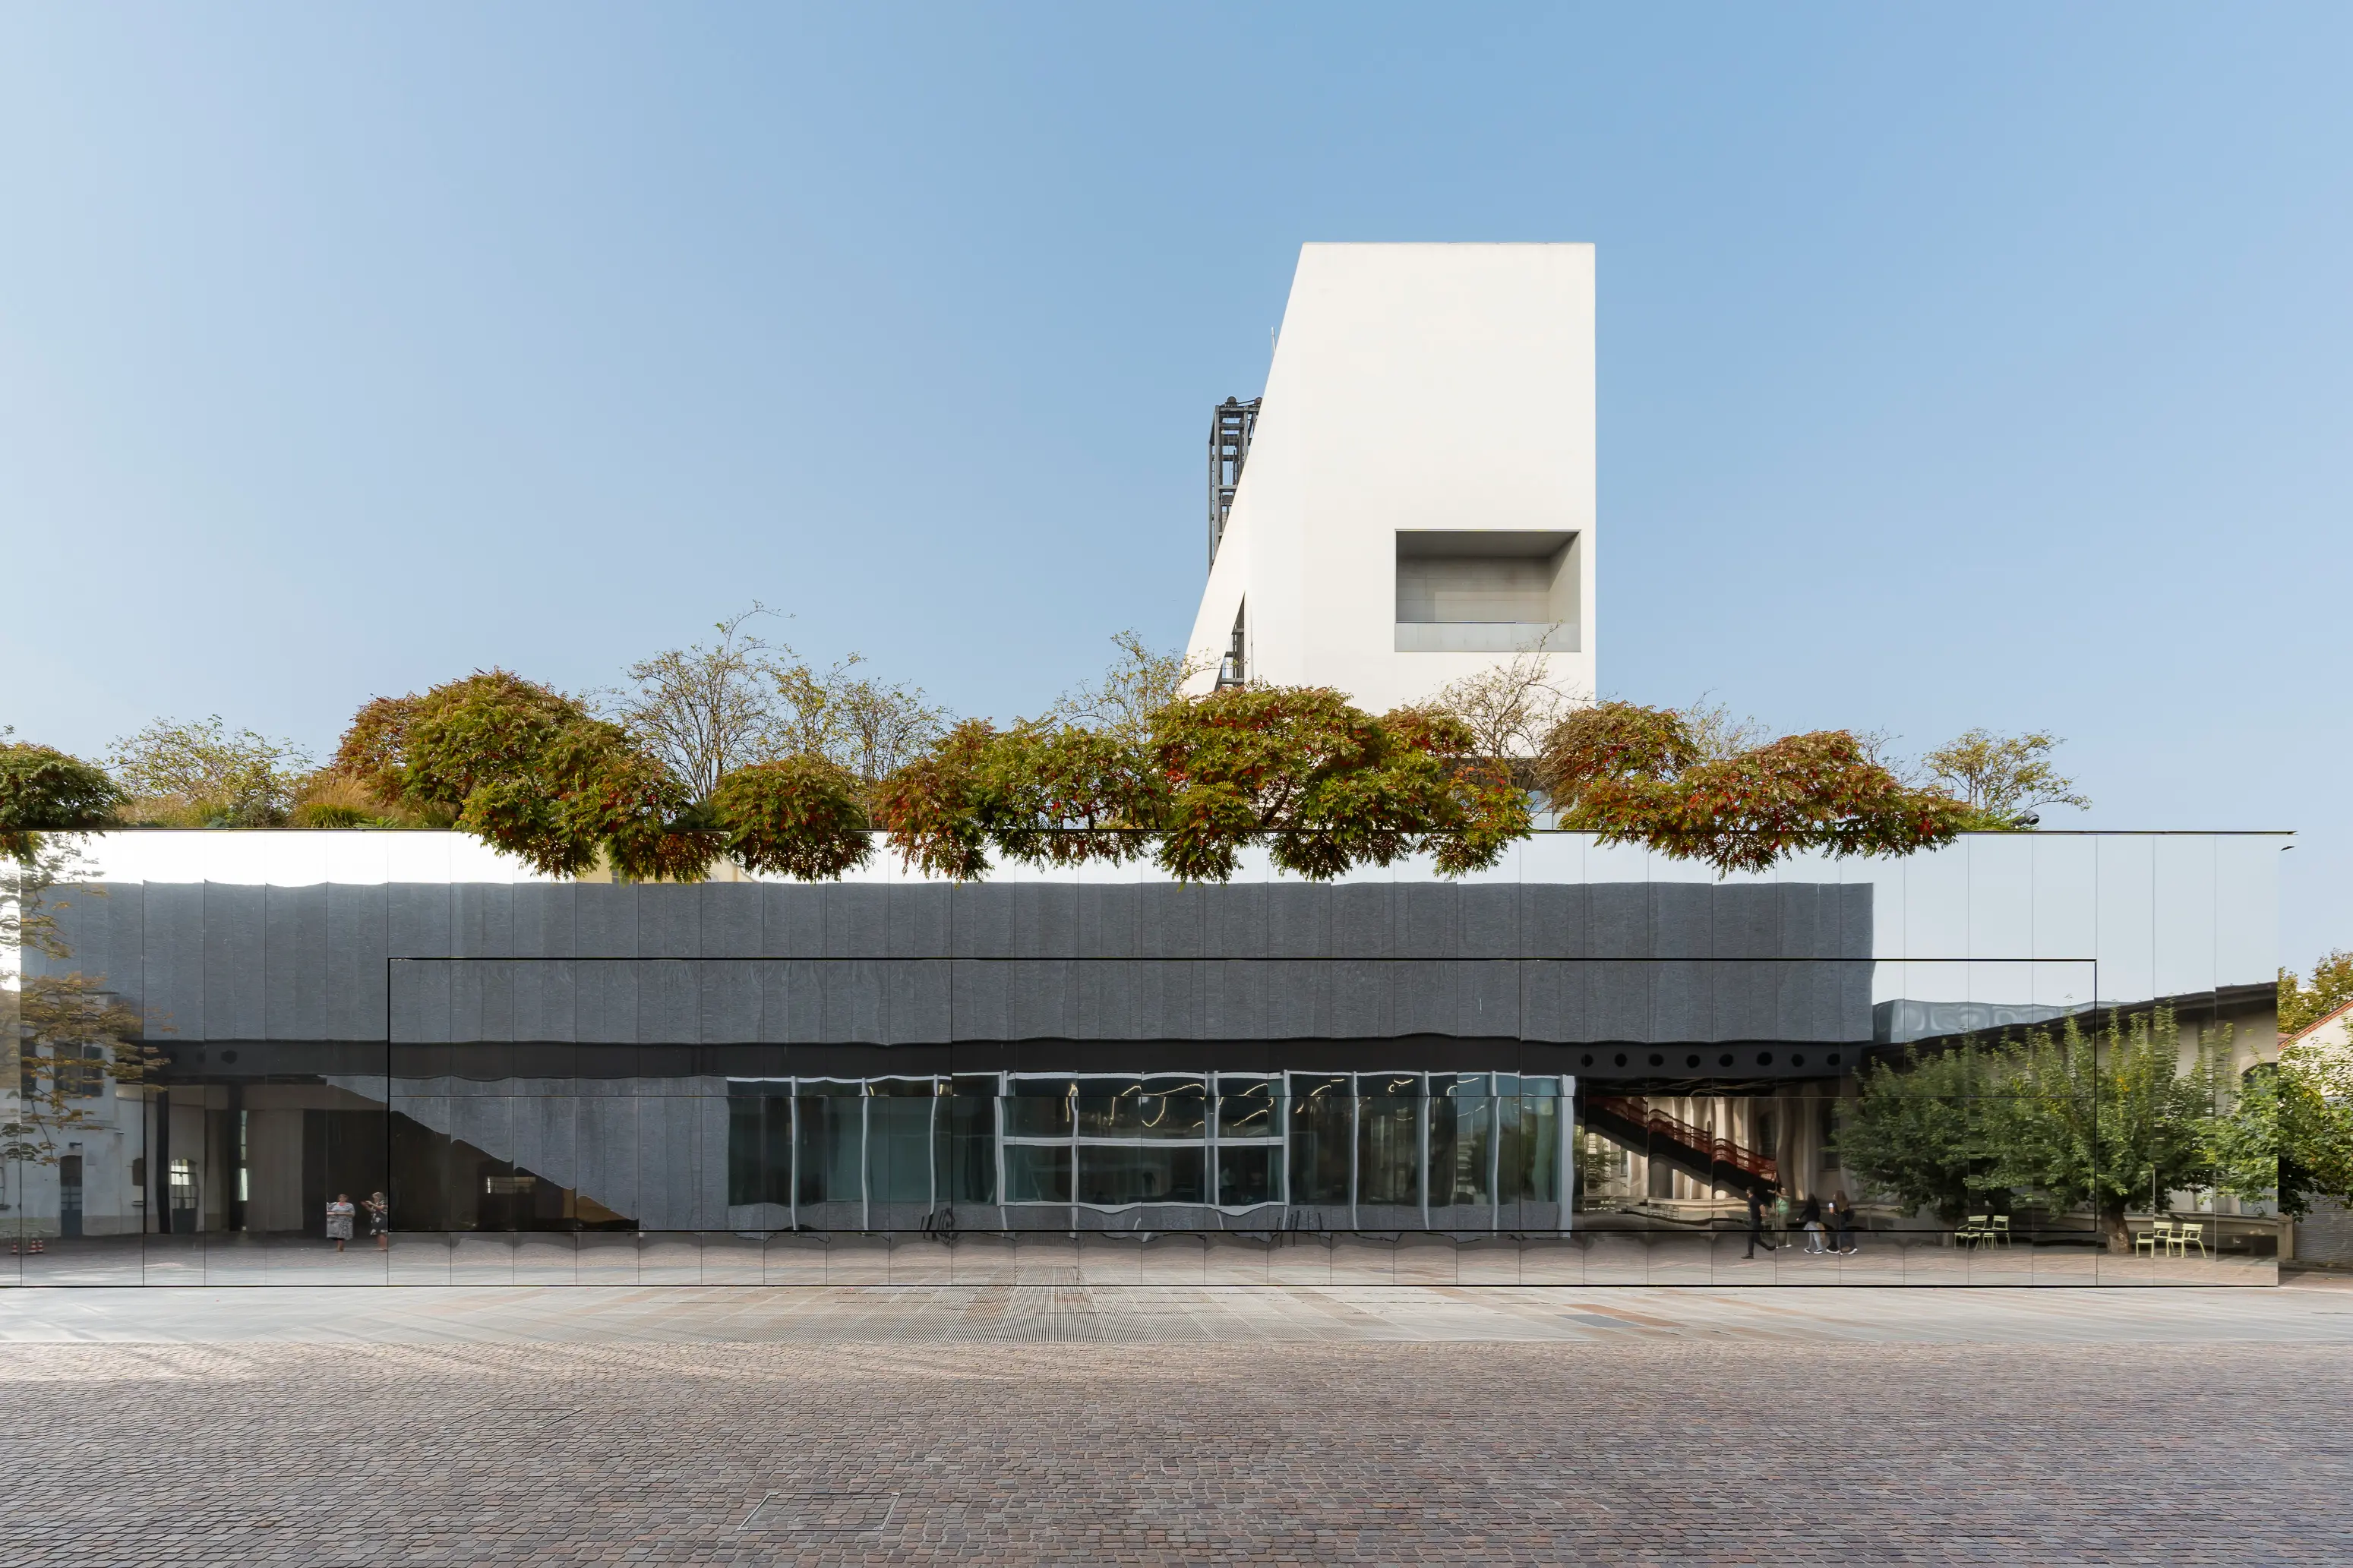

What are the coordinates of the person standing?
(1829, 1189, 1859, 1254)
(1744, 1185, 1775, 1259)
(365, 1191, 390, 1251)
(326, 1194, 355, 1253)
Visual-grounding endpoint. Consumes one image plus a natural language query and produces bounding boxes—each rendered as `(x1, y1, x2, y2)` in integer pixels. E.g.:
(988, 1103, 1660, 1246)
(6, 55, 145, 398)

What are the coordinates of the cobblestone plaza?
(2, 1280, 2348, 1564)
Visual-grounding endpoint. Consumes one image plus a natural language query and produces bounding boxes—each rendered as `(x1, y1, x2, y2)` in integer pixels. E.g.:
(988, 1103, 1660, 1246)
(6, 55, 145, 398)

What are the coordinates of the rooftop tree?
(108, 716, 310, 828)
(332, 670, 718, 881)
(1539, 701, 1972, 874)
(869, 686, 1528, 884)
(0, 742, 120, 864)
(1922, 728, 2090, 828)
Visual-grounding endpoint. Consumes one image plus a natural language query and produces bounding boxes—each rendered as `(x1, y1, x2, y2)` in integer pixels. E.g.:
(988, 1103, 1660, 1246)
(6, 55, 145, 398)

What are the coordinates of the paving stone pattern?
(2, 1329, 2348, 1564)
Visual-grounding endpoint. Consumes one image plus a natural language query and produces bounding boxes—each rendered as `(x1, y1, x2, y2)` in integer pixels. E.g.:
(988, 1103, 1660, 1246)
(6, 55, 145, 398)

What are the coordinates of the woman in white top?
(326, 1194, 356, 1252)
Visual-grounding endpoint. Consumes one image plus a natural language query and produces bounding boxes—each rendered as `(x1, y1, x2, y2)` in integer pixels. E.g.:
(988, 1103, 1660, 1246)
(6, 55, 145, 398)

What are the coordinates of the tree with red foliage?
(1540, 701, 1969, 875)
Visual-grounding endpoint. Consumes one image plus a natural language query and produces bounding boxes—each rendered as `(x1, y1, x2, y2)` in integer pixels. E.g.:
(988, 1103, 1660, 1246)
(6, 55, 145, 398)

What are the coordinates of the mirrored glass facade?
(0, 830, 2285, 1285)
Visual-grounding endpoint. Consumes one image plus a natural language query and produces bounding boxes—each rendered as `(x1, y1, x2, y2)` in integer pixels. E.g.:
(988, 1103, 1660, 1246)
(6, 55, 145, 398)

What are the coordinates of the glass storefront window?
(1003, 1143, 1071, 1204)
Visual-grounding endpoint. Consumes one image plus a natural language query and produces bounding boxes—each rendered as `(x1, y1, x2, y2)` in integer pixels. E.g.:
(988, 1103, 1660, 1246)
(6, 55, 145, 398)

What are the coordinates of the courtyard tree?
(873, 718, 1167, 880)
(1975, 1008, 2231, 1250)
(1833, 1042, 2010, 1225)
(710, 756, 875, 881)
(2202, 1043, 2353, 1219)
(869, 686, 1528, 884)
(1840, 1008, 2239, 1246)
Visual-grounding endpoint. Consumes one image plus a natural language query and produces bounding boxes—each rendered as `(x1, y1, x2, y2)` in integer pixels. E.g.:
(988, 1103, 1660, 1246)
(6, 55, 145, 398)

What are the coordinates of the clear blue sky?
(4, 7, 2345, 966)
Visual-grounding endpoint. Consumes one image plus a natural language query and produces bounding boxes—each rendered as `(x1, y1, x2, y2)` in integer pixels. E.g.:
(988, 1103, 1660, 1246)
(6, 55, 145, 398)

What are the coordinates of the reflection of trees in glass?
(3, 842, 166, 1245)
(2278, 950, 2353, 1039)
(1838, 1008, 2235, 1248)
(2203, 1046, 2353, 1219)
(1574, 1131, 1631, 1204)
(1837, 1046, 2004, 1225)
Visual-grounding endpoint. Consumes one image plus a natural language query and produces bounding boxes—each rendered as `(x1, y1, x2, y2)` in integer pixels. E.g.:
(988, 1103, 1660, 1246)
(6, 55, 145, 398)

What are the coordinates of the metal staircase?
(1584, 1094, 1780, 1194)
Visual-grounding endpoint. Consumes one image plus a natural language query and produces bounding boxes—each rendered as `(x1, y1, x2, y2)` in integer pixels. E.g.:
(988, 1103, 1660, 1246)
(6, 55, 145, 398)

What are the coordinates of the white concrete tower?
(1184, 243, 1597, 717)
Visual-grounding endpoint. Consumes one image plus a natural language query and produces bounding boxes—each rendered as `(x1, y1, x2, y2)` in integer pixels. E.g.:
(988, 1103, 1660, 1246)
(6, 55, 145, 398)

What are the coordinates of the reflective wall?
(0, 829, 2285, 1286)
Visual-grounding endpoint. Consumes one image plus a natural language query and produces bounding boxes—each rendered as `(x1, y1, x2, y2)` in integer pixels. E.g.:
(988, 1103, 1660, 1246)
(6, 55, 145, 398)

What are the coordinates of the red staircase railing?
(1589, 1094, 1779, 1187)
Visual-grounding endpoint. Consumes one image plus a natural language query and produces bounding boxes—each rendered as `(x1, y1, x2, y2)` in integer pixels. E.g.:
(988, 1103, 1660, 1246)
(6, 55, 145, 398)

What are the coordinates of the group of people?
(324, 1192, 389, 1251)
(1745, 1187, 1860, 1257)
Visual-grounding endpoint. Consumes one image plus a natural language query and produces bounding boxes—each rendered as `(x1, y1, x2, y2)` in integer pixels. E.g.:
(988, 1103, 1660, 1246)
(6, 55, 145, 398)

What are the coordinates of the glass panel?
(1356, 1087, 1420, 1207)
(1287, 1075, 1350, 1207)
(1003, 1088, 1073, 1139)
(726, 1091, 792, 1207)
(1076, 1145, 1205, 1207)
(1075, 1076, 1206, 1138)
(1432, 1074, 1492, 1207)
(1216, 1077, 1277, 1139)
(1218, 1144, 1278, 1207)
(794, 1095, 862, 1207)
(1003, 1144, 1071, 1204)
(866, 1096, 933, 1206)
(943, 1093, 996, 1204)
(1499, 1093, 1558, 1204)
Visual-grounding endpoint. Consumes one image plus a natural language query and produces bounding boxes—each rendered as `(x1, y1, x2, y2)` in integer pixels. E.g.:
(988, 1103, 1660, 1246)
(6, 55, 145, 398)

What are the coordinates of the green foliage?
(289, 801, 376, 829)
(327, 695, 424, 805)
(1150, 687, 1525, 883)
(1974, 1008, 2230, 1246)
(1541, 702, 1969, 875)
(5, 971, 161, 1172)
(2279, 950, 2353, 1039)
(770, 653, 951, 787)
(399, 672, 584, 812)
(0, 743, 121, 863)
(1837, 1043, 2004, 1224)
(984, 722, 1168, 869)
(108, 716, 308, 827)
(1047, 630, 1208, 747)
(711, 756, 874, 881)
(865, 688, 1528, 885)
(2203, 1045, 2353, 1219)
(1837, 1008, 2238, 1245)
(1922, 728, 2089, 826)
(871, 719, 1009, 880)
(607, 607, 792, 799)
(390, 670, 715, 880)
